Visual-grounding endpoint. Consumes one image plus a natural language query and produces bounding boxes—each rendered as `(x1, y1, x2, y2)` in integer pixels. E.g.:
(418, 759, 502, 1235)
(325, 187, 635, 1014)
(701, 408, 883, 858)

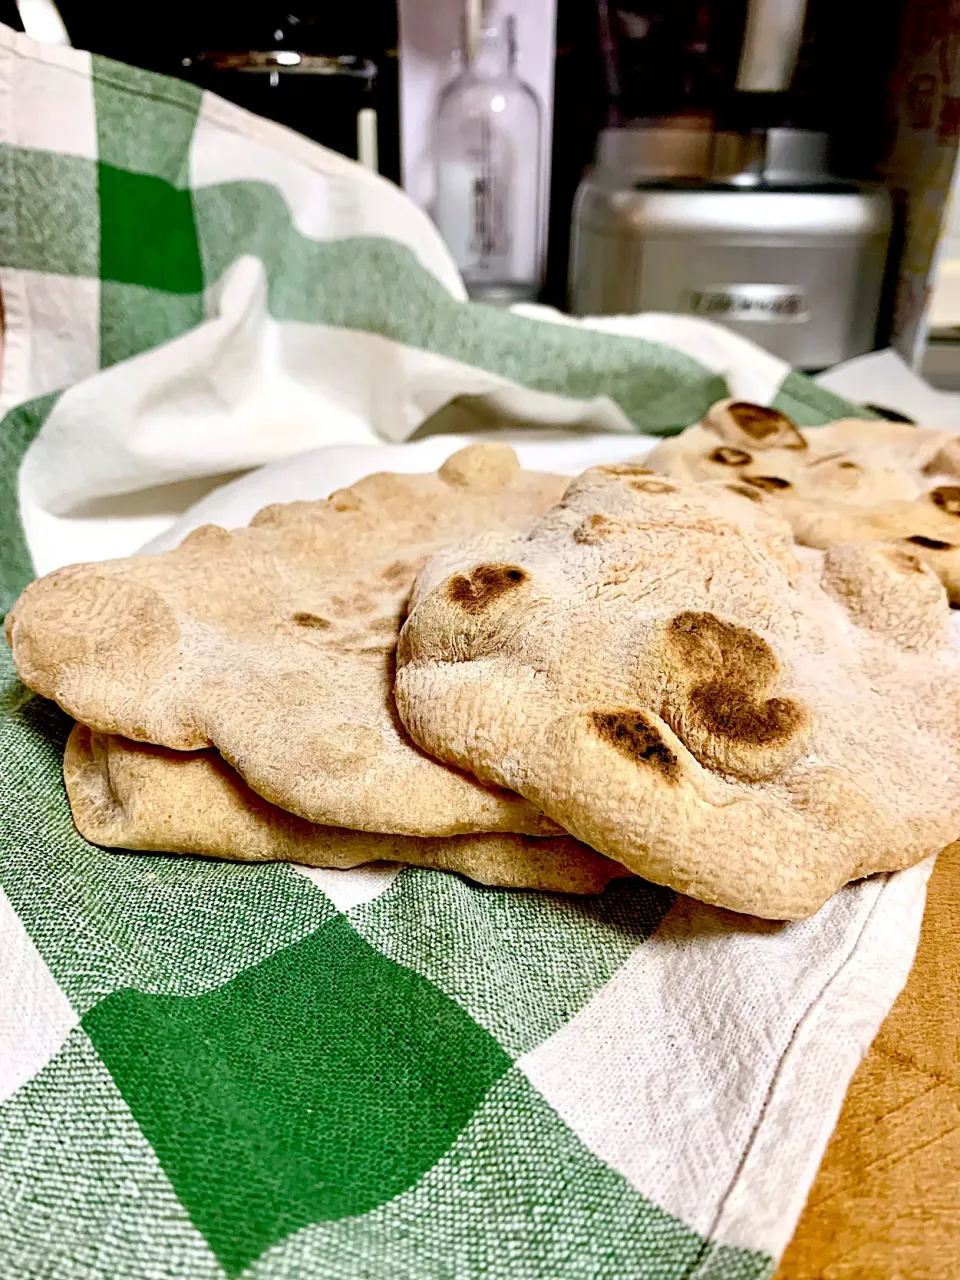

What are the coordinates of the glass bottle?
(434, 12, 543, 304)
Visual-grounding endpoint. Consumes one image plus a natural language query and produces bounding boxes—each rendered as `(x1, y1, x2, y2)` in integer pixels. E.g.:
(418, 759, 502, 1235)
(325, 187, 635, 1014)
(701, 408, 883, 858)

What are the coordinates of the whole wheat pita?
(7, 445, 566, 836)
(647, 399, 960, 601)
(64, 724, 627, 894)
(394, 463, 960, 919)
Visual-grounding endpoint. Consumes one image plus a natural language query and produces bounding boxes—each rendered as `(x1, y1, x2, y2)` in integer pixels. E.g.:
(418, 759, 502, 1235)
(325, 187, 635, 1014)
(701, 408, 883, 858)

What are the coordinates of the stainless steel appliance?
(570, 126, 891, 368)
(566, 0, 894, 368)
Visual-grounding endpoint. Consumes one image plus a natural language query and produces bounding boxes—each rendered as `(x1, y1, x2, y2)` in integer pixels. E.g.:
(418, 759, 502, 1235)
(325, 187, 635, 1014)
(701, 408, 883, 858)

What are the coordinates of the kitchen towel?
(0, 22, 928, 1280)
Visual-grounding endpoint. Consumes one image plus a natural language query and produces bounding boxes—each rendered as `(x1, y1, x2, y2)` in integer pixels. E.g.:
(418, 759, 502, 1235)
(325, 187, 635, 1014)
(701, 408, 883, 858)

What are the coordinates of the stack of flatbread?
(8, 424, 960, 919)
(5, 445, 627, 895)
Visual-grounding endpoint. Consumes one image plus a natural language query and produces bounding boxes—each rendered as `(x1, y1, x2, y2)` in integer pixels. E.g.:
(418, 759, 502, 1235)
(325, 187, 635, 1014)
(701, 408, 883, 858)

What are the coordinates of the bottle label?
(469, 119, 510, 263)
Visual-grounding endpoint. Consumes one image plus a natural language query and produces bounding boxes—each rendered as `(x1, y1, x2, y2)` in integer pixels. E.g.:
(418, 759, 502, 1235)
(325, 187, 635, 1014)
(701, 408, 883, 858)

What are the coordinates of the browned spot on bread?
(688, 682, 807, 748)
(838, 460, 859, 470)
(630, 478, 676, 494)
(447, 563, 529, 614)
(906, 535, 955, 551)
(667, 610, 808, 750)
(291, 612, 332, 630)
(884, 548, 926, 575)
(600, 561, 644, 587)
(574, 514, 614, 543)
(710, 446, 753, 466)
(591, 710, 680, 782)
(573, 515, 640, 547)
(594, 462, 654, 476)
(728, 402, 807, 449)
(725, 483, 764, 503)
(743, 474, 792, 492)
(668, 611, 779, 684)
(929, 485, 960, 516)
(328, 592, 377, 616)
(379, 560, 413, 585)
(369, 616, 401, 635)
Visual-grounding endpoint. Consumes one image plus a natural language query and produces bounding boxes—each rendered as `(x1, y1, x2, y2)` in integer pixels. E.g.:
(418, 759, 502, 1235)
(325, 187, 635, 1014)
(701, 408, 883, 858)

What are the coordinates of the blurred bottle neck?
(462, 15, 516, 79)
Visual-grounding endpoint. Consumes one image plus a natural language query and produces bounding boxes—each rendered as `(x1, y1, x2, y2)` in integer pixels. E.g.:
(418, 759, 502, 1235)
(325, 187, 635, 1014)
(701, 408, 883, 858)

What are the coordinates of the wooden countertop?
(777, 843, 960, 1279)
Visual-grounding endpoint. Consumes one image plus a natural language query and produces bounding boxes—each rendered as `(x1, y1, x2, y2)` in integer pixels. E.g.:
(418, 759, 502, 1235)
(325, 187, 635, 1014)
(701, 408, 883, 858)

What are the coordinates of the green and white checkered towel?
(0, 24, 930, 1280)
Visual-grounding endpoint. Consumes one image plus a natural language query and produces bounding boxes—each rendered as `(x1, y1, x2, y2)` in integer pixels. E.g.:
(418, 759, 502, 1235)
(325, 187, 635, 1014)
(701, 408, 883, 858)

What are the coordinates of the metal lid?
(185, 52, 377, 78)
(595, 128, 712, 179)
(710, 129, 830, 186)
(592, 127, 832, 188)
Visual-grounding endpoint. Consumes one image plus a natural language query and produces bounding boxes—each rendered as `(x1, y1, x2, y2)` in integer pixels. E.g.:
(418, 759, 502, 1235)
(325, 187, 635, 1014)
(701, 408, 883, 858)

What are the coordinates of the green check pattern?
(0, 647, 767, 1279)
(0, 49, 862, 426)
(0, 25, 891, 1280)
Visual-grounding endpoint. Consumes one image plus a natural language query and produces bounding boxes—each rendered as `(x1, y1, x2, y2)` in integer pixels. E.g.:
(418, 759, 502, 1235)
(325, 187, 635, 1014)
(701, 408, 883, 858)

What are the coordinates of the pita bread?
(394, 463, 960, 919)
(777, 491, 960, 605)
(647, 399, 960, 601)
(7, 445, 567, 836)
(64, 724, 626, 895)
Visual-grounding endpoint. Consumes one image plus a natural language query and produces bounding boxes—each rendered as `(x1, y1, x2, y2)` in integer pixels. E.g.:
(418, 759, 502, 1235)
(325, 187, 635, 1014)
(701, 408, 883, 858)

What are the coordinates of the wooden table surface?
(777, 844, 960, 1279)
